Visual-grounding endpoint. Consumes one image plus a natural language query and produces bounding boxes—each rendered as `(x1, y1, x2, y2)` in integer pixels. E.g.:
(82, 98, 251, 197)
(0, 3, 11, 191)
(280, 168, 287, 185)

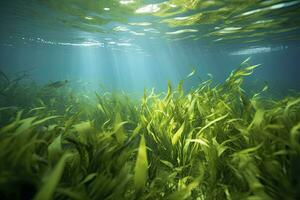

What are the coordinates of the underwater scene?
(1, 0, 300, 199)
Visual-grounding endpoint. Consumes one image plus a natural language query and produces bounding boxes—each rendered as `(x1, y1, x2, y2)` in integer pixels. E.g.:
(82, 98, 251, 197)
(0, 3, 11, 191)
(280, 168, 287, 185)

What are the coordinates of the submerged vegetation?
(0, 60, 300, 200)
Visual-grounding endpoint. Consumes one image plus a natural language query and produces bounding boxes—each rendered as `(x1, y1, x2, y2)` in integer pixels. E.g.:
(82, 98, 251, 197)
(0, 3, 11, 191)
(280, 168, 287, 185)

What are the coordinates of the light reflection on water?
(0, 0, 299, 49)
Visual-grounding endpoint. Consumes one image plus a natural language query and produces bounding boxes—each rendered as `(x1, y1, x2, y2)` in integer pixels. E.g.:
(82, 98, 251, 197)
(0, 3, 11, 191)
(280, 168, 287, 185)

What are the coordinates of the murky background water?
(0, 0, 300, 94)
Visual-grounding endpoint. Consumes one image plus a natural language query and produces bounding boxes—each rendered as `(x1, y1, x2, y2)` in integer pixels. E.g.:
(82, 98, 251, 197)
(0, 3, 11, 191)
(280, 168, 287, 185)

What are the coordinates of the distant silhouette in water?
(46, 80, 69, 88)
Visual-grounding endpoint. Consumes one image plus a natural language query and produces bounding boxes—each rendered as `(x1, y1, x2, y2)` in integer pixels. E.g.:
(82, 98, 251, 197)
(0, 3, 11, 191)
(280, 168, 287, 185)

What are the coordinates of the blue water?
(0, 0, 300, 95)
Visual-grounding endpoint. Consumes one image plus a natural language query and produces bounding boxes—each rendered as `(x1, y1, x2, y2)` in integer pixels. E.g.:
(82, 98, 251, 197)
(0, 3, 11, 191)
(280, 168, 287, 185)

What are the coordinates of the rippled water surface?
(1, 0, 300, 48)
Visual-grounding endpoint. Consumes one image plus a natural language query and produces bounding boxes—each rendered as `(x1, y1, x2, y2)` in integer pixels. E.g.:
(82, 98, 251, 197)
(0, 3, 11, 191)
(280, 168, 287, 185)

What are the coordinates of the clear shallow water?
(0, 0, 300, 93)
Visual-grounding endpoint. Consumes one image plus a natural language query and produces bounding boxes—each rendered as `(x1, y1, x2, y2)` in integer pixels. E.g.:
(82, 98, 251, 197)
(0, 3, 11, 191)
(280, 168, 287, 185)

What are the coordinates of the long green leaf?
(34, 153, 70, 200)
(134, 135, 148, 192)
(172, 121, 185, 145)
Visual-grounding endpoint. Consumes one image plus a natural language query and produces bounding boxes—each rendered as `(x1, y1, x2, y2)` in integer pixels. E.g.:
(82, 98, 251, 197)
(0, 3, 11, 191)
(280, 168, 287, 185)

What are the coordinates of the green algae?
(0, 60, 300, 199)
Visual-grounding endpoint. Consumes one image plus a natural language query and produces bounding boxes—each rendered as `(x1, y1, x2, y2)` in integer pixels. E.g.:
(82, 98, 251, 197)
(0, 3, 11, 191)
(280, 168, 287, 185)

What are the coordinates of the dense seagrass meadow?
(1, 60, 300, 199)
